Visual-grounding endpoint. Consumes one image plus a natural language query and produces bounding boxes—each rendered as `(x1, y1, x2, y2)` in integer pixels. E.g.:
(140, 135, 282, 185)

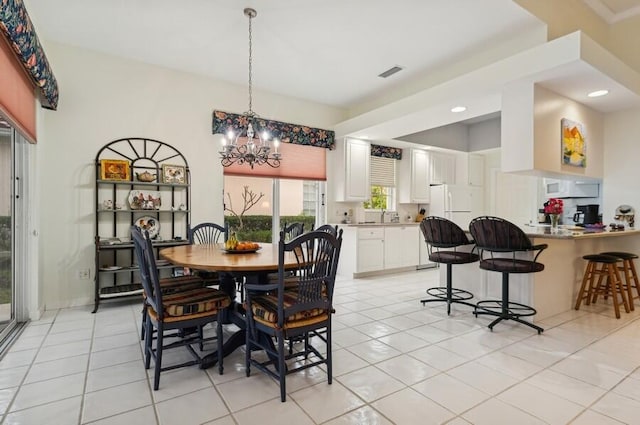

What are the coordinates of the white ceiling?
(583, 0, 640, 23)
(23, 0, 544, 109)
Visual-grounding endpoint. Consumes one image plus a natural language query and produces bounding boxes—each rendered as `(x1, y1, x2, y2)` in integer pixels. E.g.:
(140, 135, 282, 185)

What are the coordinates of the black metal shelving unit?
(93, 138, 191, 312)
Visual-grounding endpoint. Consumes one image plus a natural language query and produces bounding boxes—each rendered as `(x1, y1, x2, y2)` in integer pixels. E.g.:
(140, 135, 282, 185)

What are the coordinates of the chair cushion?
(480, 258, 544, 274)
(162, 287, 231, 317)
(250, 290, 327, 325)
(429, 251, 479, 265)
(158, 276, 208, 293)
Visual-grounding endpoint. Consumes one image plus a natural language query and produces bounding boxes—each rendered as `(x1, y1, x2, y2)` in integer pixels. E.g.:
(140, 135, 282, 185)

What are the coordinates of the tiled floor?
(1, 268, 640, 424)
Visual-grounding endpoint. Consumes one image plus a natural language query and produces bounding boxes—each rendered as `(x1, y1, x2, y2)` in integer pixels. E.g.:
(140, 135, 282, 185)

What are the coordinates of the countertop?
(520, 225, 640, 240)
(345, 222, 420, 227)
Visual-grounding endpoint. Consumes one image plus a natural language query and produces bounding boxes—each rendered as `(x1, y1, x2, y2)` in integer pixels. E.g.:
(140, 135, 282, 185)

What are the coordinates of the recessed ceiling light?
(451, 106, 466, 113)
(588, 90, 609, 98)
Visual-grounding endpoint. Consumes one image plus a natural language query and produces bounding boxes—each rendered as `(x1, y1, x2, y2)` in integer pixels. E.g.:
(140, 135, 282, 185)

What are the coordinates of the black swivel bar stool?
(469, 216, 547, 334)
(420, 216, 479, 315)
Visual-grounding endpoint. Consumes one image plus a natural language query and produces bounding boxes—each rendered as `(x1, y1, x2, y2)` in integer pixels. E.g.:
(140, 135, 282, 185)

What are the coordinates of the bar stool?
(419, 216, 479, 315)
(599, 251, 640, 311)
(468, 216, 547, 334)
(574, 254, 630, 318)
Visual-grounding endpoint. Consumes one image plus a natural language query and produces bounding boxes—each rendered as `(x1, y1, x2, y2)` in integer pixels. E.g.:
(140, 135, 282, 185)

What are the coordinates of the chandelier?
(219, 8, 281, 169)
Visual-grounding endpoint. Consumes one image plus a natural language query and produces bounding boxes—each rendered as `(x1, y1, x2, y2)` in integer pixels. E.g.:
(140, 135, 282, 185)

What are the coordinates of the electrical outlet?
(78, 269, 90, 280)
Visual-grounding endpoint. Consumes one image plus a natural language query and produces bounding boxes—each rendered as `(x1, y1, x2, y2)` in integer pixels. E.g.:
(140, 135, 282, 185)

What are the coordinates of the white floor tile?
(233, 397, 314, 425)
(84, 406, 157, 425)
(155, 387, 229, 425)
(82, 380, 152, 423)
(291, 381, 365, 423)
(24, 354, 88, 384)
(571, 409, 626, 425)
(323, 406, 393, 425)
(0, 365, 28, 390)
(345, 339, 401, 364)
(408, 345, 468, 371)
(3, 396, 81, 425)
(217, 372, 280, 412)
(371, 387, 455, 425)
(375, 354, 439, 385)
(412, 373, 490, 414)
(4, 267, 640, 425)
(592, 391, 640, 424)
(337, 365, 404, 402)
(497, 381, 585, 424)
(525, 369, 607, 406)
(462, 398, 546, 425)
(86, 360, 148, 392)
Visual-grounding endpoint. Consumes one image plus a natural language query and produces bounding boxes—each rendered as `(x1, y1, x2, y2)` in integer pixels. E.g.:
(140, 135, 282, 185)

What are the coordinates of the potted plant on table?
(544, 198, 564, 230)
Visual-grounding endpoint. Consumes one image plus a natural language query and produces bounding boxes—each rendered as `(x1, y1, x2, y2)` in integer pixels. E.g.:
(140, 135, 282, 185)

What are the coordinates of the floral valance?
(212, 110, 335, 150)
(371, 144, 402, 160)
(0, 0, 59, 110)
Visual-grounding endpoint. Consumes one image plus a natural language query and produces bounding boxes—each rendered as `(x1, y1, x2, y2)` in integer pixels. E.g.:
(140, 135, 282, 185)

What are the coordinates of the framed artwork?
(561, 118, 586, 168)
(162, 164, 186, 184)
(100, 159, 130, 181)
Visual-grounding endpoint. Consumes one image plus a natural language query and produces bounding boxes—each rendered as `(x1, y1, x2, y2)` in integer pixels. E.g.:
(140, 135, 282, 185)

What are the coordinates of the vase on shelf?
(550, 214, 560, 230)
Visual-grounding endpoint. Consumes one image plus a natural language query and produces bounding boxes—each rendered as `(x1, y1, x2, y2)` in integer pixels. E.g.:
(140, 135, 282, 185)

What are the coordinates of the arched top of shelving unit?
(95, 137, 189, 168)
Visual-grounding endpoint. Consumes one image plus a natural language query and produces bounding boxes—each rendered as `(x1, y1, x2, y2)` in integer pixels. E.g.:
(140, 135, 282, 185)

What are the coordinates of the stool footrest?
(474, 300, 537, 318)
(424, 287, 474, 301)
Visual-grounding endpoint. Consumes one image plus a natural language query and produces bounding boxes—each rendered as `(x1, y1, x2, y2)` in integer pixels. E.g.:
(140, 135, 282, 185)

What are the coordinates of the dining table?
(160, 242, 299, 369)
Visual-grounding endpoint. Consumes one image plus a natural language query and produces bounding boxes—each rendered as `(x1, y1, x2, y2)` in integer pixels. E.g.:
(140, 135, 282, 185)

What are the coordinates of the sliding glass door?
(0, 119, 14, 338)
(0, 115, 29, 345)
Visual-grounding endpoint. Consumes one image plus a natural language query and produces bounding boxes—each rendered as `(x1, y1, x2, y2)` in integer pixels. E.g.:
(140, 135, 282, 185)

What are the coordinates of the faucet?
(380, 209, 386, 223)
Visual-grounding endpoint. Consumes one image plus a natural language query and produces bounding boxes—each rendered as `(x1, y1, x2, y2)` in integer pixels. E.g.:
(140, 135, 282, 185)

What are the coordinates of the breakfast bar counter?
(445, 227, 640, 321)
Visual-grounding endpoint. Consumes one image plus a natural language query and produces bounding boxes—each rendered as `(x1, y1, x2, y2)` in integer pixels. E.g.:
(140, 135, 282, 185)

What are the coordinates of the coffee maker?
(573, 204, 599, 225)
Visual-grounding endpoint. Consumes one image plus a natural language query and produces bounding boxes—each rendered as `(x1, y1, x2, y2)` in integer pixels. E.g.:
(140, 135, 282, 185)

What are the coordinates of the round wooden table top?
(159, 243, 298, 272)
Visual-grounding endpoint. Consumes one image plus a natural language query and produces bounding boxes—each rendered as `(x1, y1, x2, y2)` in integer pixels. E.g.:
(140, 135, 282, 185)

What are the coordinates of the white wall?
(532, 85, 604, 179)
(38, 42, 345, 309)
(602, 106, 640, 224)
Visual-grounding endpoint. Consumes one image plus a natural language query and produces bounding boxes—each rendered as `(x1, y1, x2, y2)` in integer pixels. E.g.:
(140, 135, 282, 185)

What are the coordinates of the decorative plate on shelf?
(128, 190, 161, 210)
(134, 216, 160, 239)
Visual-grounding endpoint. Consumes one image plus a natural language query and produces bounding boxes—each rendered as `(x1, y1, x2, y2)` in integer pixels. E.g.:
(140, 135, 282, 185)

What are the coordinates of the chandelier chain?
(248, 10, 253, 115)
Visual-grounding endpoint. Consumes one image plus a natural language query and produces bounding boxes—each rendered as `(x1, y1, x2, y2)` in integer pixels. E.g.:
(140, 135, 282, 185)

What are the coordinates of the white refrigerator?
(428, 184, 483, 230)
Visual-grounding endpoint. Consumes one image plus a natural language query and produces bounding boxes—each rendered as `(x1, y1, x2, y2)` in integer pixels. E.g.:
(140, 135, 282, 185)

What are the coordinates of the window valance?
(0, 0, 59, 110)
(371, 144, 402, 160)
(212, 110, 335, 149)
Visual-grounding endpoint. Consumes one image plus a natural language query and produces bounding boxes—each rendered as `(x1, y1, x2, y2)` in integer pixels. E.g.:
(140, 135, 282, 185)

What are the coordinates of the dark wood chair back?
(282, 222, 304, 241)
(188, 222, 228, 245)
(131, 225, 164, 318)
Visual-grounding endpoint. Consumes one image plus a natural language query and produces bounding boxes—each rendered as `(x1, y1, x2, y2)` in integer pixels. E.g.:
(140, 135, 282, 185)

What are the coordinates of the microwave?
(544, 178, 599, 198)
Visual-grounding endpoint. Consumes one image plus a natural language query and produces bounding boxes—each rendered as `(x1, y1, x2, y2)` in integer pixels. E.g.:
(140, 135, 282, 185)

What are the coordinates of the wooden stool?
(600, 251, 640, 311)
(575, 254, 630, 318)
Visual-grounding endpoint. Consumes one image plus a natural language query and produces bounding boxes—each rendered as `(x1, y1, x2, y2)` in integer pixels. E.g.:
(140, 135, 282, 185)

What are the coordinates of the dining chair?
(188, 222, 228, 245)
(282, 222, 305, 241)
(468, 216, 547, 334)
(314, 224, 339, 236)
(245, 228, 343, 402)
(131, 226, 231, 390)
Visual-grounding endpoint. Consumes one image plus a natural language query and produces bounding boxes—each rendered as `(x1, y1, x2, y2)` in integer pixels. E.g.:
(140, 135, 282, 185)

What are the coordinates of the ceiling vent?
(378, 66, 404, 78)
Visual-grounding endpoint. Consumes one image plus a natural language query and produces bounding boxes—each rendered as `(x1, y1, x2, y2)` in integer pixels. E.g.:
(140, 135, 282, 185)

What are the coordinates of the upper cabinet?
(334, 138, 371, 202)
(468, 154, 485, 186)
(429, 151, 456, 185)
(398, 148, 430, 203)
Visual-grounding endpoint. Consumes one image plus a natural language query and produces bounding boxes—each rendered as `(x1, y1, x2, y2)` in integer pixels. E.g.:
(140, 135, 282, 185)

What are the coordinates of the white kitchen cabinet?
(336, 225, 421, 277)
(384, 225, 420, 269)
(356, 227, 385, 273)
(468, 154, 484, 186)
(334, 137, 370, 202)
(398, 148, 430, 203)
(430, 152, 456, 185)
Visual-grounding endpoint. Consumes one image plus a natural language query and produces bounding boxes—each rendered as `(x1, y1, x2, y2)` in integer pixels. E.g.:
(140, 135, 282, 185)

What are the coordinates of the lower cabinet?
(383, 226, 420, 269)
(337, 225, 420, 277)
(357, 228, 385, 273)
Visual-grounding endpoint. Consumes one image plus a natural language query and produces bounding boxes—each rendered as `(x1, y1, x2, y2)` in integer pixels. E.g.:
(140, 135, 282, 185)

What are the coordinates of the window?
(363, 156, 396, 210)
